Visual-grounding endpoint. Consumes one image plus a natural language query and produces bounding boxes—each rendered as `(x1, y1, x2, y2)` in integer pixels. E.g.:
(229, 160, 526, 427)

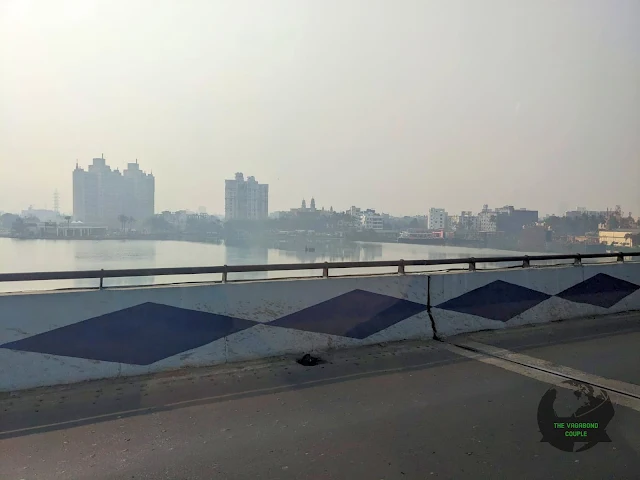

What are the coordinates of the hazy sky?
(1, 0, 639, 217)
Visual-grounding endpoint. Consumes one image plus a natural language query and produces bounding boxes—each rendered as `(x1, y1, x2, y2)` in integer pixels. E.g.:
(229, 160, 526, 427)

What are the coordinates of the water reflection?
(277, 241, 384, 263)
(226, 246, 269, 281)
(73, 240, 157, 264)
(272, 242, 388, 277)
(0, 236, 577, 293)
(73, 240, 158, 289)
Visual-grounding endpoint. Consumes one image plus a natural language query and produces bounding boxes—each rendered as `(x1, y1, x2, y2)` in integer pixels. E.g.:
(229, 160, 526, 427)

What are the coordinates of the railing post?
(468, 258, 476, 272)
(398, 259, 405, 275)
(574, 254, 582, 266)
(222, 265, 228, 283)
(617, 252, 625, 263)
(522, 256, 530, 268)
(99, 269, 104, 290)
(322, 262, 329, 278)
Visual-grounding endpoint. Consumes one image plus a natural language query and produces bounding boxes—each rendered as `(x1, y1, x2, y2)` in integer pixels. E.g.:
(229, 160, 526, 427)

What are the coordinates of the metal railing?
(0, 252, 637, 290)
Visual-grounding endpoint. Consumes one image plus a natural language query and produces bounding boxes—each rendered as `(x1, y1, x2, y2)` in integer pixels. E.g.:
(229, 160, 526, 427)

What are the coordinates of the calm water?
(0, 238, 562, 293)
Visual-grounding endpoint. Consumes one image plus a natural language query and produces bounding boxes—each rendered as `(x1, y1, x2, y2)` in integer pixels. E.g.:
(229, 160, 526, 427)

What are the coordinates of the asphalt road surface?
(1, 312, 639, 479)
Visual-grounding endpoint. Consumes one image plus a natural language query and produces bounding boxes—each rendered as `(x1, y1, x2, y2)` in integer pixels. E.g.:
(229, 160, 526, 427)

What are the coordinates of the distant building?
(449, 211, 477, 231)
(21, 207, 61, 223)
(428, 208, 448, 230)
(477, 205, 497, 232)
(566, 207, 609, 219)
(291, 197, 320, 214)
(73, 156, 154, 228)
(224, 172, 269, 220)
(157, 210, 219, 232)
(458, 211, 477, 231)
(35, 222, 108, 238)
(269, 211, 289, 219)
(598, 229, 640, 247)
(495, 205, 538, 234)
(122, 161, 155, 223)
(346, 206, 361, 218)
(360, 209, 383, 231)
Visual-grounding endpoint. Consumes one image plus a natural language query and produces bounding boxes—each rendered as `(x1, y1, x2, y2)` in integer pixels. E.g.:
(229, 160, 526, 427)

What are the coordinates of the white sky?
(1, 0, 639, 217)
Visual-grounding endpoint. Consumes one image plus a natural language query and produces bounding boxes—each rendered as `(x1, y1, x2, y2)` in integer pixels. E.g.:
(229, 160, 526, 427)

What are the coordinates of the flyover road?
(1, 312, 640, 479)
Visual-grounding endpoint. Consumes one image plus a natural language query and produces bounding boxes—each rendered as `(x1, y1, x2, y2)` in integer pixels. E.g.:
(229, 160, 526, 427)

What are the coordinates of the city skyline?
(1, 153, 638, 220)
(2, 155, 634, 223)
(1, 1, 638, 218)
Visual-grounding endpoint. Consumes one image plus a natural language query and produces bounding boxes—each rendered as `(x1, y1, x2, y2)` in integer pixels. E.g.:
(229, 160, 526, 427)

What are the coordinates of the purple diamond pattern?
(268, 289, 427, 339)
(1, 302, 258, 365)
(3, 271, 638, 367)
(556, 273, 639, 308)
(435, 280, 551, 322)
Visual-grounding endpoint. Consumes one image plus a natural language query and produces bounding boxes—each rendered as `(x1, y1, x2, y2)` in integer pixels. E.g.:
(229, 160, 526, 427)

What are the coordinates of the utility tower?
(53, 189, 60, 214)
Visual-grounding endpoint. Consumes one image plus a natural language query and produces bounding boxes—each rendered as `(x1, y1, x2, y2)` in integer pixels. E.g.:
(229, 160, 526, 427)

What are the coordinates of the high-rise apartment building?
(476, 204, 497, 232)
(428, 208, 448, 230)
(224, 172, 268, 220)
(73, 156, 154, 228)
(122, 161, 155, 222)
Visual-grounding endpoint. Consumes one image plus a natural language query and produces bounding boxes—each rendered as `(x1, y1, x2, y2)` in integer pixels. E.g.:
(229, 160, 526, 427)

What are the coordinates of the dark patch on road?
(297, 354, 325, 366)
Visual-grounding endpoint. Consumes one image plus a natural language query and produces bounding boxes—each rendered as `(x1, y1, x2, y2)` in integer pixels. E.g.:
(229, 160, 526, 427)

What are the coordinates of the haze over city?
(1, 0, 639, 216)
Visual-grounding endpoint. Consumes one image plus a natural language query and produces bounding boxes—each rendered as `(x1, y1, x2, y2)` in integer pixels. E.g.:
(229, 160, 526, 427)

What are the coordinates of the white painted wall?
(430, 262, 640, 337)
(1, 261, 638, 392)
(0, 275, 431, 392)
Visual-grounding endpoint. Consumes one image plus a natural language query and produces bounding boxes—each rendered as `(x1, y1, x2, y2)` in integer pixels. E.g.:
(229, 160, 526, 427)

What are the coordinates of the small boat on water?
(397, 231, 485, 247)
(305, 246, 316, 252)
(397, 231, 445, 245)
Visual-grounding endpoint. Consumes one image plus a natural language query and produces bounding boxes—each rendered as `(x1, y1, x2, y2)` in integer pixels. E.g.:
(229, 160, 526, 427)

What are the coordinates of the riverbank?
(2, 231, 634, 256)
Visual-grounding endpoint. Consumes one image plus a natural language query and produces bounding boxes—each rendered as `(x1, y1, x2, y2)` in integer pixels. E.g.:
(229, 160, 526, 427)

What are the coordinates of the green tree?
(149, 216, 174, 233)
(607, 216, 620, 230)
(11, 217, 25, 234)
(0, 213, 19, 229)
(624, 233, 639, 247)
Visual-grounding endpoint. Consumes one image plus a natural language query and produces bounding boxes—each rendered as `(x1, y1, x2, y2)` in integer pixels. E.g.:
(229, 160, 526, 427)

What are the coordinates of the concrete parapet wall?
(0, 275, 431, 391)
(430, 262, 640, 337)
(0, 261, 638, 391)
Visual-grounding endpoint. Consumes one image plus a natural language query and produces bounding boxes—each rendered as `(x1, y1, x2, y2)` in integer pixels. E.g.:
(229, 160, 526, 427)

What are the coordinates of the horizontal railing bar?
(0, 252, 637, 283)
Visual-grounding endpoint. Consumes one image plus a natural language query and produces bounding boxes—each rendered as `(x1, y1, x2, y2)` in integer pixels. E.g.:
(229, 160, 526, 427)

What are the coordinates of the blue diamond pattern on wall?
(556, 273, 639, 308)
(1, 302, 258, 365)
(268, 289, 427, 339)
(435, 280, 551, 322)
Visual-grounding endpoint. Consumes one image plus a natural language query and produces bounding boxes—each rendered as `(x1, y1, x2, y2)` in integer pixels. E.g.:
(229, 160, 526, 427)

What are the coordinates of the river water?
(0, 238, 567, 293)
